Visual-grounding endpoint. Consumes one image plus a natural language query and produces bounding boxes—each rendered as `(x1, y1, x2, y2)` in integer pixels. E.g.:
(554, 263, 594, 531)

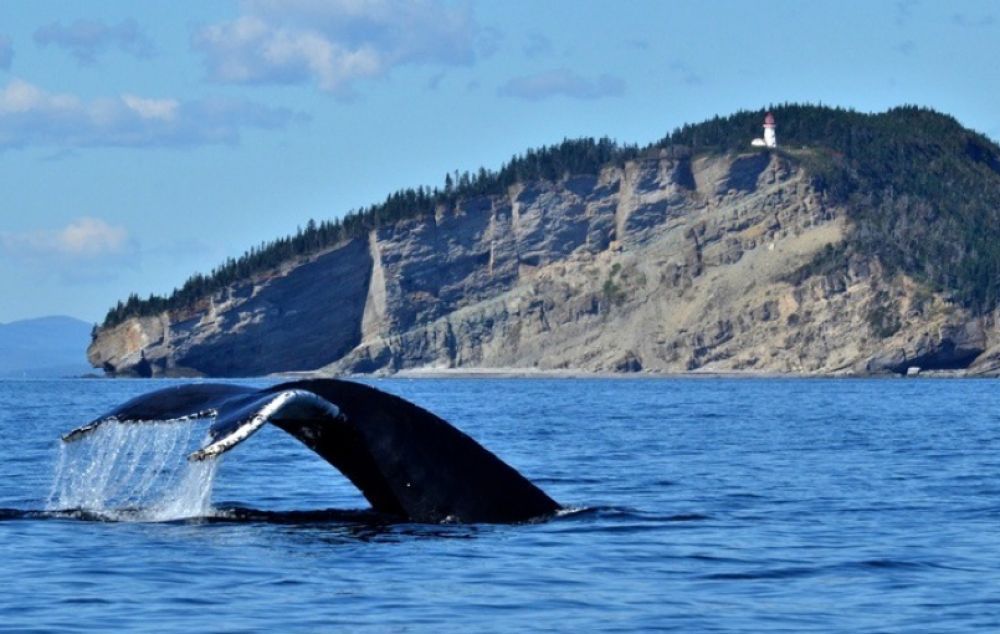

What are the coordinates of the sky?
(0, 0, 998, 324)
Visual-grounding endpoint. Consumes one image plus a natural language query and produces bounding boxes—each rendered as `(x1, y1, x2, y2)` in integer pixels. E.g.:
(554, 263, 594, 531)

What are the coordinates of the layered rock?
(90, 238, 372, 376)
(88, 150, 996, 377)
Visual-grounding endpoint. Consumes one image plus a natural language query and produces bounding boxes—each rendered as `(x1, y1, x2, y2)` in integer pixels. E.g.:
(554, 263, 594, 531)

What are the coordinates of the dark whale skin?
(66, 379, 560, 524)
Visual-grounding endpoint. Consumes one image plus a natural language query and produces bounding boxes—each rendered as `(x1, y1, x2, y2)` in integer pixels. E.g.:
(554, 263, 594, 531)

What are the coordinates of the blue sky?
(0, 0, 998, 324)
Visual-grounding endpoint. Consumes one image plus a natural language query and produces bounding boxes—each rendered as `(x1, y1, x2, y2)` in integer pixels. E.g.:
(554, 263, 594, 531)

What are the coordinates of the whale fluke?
(62, 379, 560, 524)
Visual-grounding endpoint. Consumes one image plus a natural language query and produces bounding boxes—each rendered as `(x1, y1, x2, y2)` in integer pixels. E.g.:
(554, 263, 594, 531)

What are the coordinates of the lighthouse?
(751, 112, 777, 148)
(763, 112, 776, 148)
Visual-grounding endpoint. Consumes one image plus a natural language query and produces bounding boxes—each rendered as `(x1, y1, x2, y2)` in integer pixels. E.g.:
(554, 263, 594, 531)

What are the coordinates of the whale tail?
(62, 379, 560, 524)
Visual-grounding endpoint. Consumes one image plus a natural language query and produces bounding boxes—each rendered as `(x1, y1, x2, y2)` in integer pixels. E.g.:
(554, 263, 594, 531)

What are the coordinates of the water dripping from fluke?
(47, 419, 220, 522)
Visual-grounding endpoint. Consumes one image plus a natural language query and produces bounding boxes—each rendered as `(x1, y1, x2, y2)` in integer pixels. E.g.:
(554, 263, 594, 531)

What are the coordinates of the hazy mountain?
(0, 316, 93, 378)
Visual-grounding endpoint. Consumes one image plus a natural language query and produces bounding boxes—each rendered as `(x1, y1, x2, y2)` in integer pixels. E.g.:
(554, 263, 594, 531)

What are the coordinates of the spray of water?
(47, 419, 219, 522)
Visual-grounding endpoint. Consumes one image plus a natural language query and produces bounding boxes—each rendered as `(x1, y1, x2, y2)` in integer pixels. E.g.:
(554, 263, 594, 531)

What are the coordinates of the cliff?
(88, 146, 998, 377)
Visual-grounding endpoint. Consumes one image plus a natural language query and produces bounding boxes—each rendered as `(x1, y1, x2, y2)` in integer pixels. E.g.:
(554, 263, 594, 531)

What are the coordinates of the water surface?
(1, 378, 999, 631)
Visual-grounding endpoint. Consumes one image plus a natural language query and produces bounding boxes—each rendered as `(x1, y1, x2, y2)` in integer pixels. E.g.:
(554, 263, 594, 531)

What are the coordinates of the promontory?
(88, 105, 1000, 377)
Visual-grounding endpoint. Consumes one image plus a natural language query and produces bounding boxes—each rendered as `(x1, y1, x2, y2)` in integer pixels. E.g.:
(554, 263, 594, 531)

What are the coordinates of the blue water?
(2, 378, 1000, 632)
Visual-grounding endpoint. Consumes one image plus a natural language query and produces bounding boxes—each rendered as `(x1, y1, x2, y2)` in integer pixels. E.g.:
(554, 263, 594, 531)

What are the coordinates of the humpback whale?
(61, 379, 560, 524)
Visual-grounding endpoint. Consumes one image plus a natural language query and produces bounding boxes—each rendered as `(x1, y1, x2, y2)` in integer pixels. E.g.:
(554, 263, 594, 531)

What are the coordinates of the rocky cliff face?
(88, 150, 998, 377)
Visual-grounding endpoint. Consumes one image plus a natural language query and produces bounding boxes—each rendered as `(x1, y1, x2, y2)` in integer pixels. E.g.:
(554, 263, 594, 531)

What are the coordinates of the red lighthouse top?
(764, 112, 775, 127)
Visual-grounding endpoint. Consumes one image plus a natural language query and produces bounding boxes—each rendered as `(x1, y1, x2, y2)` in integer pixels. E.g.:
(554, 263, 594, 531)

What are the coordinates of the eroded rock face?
(88, 152, 996, 377)
(89, 238, 372, 377)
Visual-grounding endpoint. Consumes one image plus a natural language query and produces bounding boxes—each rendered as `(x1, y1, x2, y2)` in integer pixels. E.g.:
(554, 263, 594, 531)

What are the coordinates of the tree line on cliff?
(101, 136, 641, 328)
(101, 104, 1000, 330)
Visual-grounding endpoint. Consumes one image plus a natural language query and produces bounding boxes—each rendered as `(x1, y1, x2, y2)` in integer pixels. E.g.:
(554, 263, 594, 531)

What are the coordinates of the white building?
(763, 112, 776, 147)
(751, 112, 777, 148)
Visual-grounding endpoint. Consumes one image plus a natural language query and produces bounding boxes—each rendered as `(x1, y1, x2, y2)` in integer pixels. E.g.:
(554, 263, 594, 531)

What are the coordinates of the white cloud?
(55, 217, 129, 257)
(0, 78, 80, 114)
(122, 95, 179, 121)
(34, 18, 154, 65)
(0, 78, 302, 148)
(498, 69, 626, 101)
(0, 217, 137, 285)
(193, 0, 484, 95)
(195, 15, 381, 92)
(1, 217, 129, 259)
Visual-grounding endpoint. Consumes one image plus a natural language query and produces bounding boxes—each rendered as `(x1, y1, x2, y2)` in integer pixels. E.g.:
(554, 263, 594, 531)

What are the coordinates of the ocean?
(1, 377, 999, 632)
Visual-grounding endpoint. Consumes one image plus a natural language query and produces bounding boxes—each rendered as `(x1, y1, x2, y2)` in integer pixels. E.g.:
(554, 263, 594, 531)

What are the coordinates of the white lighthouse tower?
(751, 112, 777, 148)
(763, 111, 776, 148)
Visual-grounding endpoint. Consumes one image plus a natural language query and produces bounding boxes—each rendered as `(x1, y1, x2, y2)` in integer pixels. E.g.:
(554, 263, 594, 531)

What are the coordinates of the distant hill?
(0, 316, 93, 378)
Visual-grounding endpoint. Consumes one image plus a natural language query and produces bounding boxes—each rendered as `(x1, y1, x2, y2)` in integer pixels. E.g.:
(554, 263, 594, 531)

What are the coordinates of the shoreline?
(287, 366, 995, 380)
(12, 366, 990, 381)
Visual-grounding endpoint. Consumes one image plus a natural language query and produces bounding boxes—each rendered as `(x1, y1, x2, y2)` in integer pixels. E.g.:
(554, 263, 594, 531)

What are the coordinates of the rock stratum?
(88, 145, 1000, 378)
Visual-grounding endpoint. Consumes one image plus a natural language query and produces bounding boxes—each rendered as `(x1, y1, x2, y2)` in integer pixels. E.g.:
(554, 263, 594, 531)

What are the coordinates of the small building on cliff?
(751, 112, 777, 148)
